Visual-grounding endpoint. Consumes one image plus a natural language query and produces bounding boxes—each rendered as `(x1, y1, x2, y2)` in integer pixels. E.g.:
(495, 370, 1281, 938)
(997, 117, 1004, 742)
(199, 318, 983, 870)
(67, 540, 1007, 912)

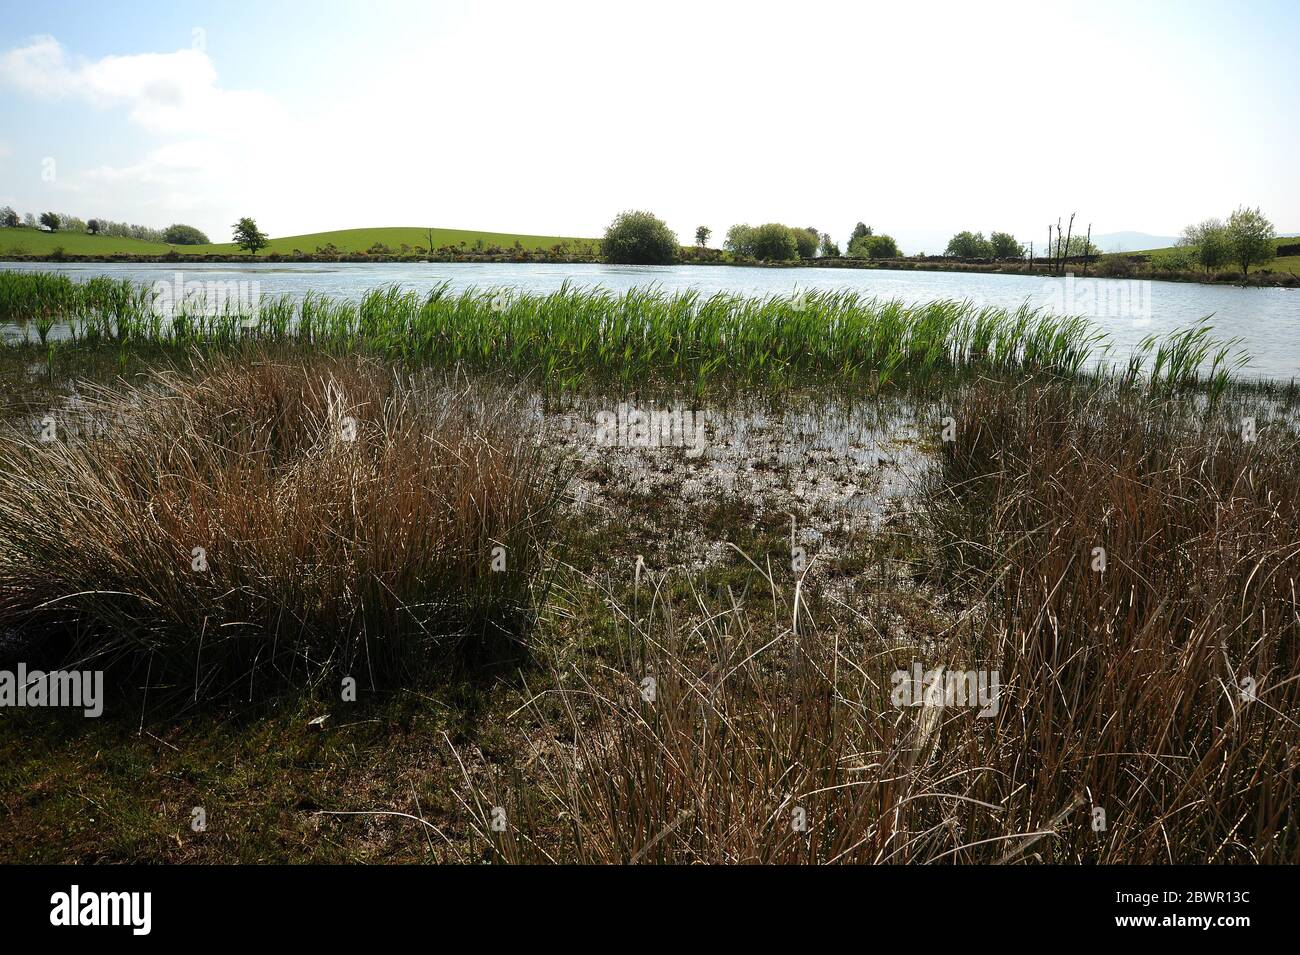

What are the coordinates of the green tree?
(793, 227, 819, 259)
(849, 234, 900, 259)
(725, 223, 808, 260)
(849, 222, 872, 247)
(232, 217, 270, 255)
(694, 225, 711, 248)
(749, 223, 800, 261)
(601, 210, 678, 264)
(989, 231, 1024, 260)
(725, 224, 756, 257)
(164, 223, 211, 245)
(1225, 206, 1275, 276)
(945, 230, 993, 258)
(819, 232, 840, 257)
(86, 218, 102, 235)
(39, 211, 60, 232)
(1178, 218, 1230, 274)
(0, 206, 18, 228)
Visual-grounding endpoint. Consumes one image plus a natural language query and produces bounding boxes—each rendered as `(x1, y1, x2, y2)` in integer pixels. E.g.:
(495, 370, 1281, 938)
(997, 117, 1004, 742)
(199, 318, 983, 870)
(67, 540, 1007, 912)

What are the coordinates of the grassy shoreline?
(6, 248, 1298, 289)
(1, 276, 1296, 864)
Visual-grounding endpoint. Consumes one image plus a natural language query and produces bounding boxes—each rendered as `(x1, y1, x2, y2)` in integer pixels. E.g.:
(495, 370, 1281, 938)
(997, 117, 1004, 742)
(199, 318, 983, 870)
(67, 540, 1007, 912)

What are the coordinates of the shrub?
(1150, 247, 1197, 271)
(163, 223, 211, 245)
(944, 231, 993, 258)
(601, 210, 678, 265)
(849, 234, 900, 259)
(0, 356, 565, 696)
(1094, 254, 1135, 278)
(748, 223, 800, 261)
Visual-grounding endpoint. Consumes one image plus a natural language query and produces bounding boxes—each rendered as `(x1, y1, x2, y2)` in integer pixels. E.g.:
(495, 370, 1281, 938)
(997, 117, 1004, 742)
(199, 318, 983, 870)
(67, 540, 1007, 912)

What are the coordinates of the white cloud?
(1, 36, 295, 234)
(0, 35, 283, 138)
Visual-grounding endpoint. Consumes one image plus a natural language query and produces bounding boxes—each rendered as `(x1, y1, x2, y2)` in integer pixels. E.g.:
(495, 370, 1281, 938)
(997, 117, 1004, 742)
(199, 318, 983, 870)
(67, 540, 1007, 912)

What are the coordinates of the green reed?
(0, 270, 1250, 391)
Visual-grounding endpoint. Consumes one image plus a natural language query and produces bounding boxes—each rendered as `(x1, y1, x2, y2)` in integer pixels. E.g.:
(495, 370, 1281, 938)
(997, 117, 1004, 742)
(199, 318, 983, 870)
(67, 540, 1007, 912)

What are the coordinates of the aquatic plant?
(0, 271, 1252, 394)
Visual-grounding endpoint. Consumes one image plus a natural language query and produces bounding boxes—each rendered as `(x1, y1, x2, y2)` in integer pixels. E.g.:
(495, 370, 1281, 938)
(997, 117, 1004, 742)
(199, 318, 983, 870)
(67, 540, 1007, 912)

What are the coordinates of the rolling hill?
(0, 226, 600, 257)
(1132, 234, 1300, 276)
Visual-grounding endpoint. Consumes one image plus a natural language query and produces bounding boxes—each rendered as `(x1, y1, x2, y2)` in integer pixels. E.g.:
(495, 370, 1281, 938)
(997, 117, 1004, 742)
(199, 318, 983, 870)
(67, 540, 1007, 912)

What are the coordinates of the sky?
(0, 0, 1297, 253)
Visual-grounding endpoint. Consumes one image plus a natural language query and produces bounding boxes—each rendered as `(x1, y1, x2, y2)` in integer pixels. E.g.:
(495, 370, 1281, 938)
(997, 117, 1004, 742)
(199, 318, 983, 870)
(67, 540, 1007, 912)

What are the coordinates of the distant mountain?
(1091, 231, 1181, 253)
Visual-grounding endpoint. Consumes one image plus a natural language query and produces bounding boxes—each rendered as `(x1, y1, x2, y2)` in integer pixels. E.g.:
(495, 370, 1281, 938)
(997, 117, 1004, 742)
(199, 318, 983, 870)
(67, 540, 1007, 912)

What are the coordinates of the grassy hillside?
(1, 228, 169, 256)
(0, 225, 599, 257)
(1133, 235, 1300, 277)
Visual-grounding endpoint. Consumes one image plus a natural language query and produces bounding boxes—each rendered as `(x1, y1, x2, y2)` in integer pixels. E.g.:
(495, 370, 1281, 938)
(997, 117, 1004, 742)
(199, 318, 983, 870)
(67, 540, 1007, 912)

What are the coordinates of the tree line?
(0, 206, 211, 245)
(604, 212, 900, 265)
(944, 230, 1030, 260)
(938, 205, 1280, 277)
(1177, 206, 1276, 276)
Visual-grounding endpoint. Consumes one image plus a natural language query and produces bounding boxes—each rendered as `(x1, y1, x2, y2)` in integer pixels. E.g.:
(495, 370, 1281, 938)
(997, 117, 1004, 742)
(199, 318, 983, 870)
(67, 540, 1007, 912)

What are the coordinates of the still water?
(5, 261, 1298, 380)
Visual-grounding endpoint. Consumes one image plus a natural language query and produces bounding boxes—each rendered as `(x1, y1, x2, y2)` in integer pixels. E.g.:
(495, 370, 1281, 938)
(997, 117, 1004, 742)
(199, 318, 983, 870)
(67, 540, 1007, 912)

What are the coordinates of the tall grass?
(454, 376, 1299, 863)
(0, 271, 1153, 388)
(922, 376, 1299, 861)
(0, 355, 565, 697)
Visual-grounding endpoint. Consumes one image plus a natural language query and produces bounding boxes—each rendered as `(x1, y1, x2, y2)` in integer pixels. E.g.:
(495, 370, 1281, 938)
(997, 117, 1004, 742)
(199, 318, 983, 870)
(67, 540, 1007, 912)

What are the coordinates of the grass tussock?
(461, 578, 987, 864)
(455, 379, 1299, 864)
(0, 355, 564, 697)
(920, 378, 1300, 861)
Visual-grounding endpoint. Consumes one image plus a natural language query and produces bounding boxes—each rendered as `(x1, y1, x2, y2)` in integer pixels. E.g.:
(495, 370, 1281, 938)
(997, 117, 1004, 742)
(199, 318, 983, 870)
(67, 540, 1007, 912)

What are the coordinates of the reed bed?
(917, 377, 1300, 861)
(0, 355, 564, 697)
(0, 270, 1174, 389)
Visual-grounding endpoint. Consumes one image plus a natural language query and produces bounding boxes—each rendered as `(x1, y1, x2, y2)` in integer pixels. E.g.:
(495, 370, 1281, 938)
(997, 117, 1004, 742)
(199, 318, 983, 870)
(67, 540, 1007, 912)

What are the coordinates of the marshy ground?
(0, 274, 1296, 863)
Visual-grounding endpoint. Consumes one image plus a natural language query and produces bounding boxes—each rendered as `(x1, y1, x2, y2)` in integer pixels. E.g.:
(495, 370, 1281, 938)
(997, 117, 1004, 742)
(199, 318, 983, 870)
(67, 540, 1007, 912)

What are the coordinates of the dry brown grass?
(454, 377, 1299, 863)
(926, 378, 1300, 862)
(0, 354, 564, 697)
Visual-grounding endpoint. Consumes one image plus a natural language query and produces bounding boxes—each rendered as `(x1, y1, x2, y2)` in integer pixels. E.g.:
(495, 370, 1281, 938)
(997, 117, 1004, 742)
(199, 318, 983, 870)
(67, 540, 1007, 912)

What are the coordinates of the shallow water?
(4, 260, 1299, 380)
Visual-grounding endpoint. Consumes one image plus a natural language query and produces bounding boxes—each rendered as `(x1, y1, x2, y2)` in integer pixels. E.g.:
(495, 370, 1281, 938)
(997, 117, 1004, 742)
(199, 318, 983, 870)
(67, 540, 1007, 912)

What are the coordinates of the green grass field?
(0, 225, 599, 257)
(1133, 235, 1300, 276)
